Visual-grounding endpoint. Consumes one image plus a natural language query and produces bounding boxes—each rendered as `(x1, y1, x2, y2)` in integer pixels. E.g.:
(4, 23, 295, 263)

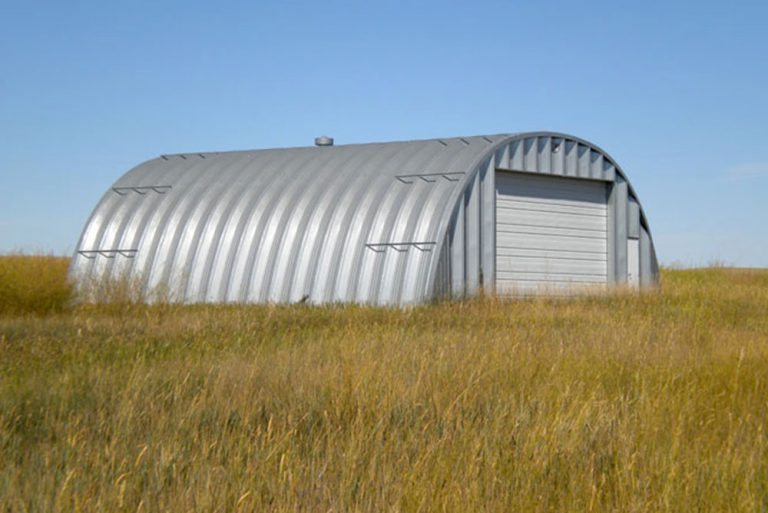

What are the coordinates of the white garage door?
(496, 172, 608, 295)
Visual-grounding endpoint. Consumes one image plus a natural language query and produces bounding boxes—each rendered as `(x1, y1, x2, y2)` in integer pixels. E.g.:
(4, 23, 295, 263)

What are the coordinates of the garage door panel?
(496, 247, 607, 261)
(496, 173, 607, 204)
(496, 208, 605, 231)
(497, 224, 605, 239)
(496, 280, 607, 295)
(497, 201, 606, 217)
(497, 271, 606, 283)
(495, 172, 608, 295)
(497, 232, 606, 253)
(496, 257, 607, 275)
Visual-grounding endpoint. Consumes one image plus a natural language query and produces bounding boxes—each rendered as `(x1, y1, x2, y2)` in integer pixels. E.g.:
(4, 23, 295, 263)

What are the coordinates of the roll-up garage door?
(495, 172, 608, 295)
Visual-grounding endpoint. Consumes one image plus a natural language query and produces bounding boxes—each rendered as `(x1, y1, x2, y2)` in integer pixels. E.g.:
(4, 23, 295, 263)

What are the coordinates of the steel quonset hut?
(71, 133, 658, 306)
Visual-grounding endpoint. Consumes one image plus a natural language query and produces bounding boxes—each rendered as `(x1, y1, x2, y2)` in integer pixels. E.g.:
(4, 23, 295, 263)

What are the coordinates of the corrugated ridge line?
(375, 144, 446, 305)
(430, 135, 532, 297)
(537, 136, 551, 174)
(284, 146, 379, 303)
(577, 144, 590, 177)
(195, 152, 280, 302)
(290, 149, 376, 303)
(167, 153, 243, 299)
(398, 152, 473, 303)
(426, 144, 511, 301)
(463, 170, 481, 296)
(378, 143, 462, 304)
(268, 146, 364, 302)
(137, 156, 223, 296)
(212, 152, 301, 301)
(182, 153, 258, 301)
(523, 137, 536, 171)
(431, 235, 450, 300)
(252, 149, 347, 302)
(551, 137, 565, 175)
(225, 150, 311, 301)
(119, 158, 197, 295)
(73, 159, 169, 283)
(109, 159, 185, 283)
(480, 156, 497, 293)
(496, 143, 510, 169)
(350, 142, 436, 304)
(510, 139, 523, 169)
(590, 150, 604, 180)
(240, 150, 320, 302)
(255, 150, 343, 302)
(112, 159, 187, 294)
(466, 156, 495, 296)
(312, 143, 405, 302)
(565, 140, 578, 177)
(335, 143, 420, 302)
(82, 180, 141, 281)
(200, 152, 282, 301)
(148, 154, 242, 297)
(94, 186, 142, 280)
(114, 159, 194, 297)
(367, 140, 480, 304)
(449, 200, 465, 298)
(407, 142, 494, 303)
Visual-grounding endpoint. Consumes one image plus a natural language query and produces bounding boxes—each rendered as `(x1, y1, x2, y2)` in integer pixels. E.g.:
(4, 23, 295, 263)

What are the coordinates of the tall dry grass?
(0, 255, 71, 315)
(1, 258, 767, 512)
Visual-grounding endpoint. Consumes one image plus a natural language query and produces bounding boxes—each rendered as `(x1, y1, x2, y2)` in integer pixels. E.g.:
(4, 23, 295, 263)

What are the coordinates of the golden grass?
(1, 258, 767, 512)
(0, 255, 72, 315)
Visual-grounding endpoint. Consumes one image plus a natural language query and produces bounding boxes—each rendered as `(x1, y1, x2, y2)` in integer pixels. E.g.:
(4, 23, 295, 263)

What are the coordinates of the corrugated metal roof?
(71, 135, 511, 305)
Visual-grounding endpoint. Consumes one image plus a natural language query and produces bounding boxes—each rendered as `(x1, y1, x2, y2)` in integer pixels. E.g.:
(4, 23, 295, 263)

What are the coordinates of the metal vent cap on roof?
(314, 135, 334, 146)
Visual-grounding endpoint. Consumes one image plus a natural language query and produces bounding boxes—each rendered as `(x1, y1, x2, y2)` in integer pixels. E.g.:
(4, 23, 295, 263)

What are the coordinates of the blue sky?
(1, 0, 766, 267)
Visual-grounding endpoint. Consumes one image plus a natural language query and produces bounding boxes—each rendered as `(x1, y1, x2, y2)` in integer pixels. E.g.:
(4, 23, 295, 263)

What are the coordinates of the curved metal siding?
(72, 132, 658, 305)
(71, 137, 507, 305)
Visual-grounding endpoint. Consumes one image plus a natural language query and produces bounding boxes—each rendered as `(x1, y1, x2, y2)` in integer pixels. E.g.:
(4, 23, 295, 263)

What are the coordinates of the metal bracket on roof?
(77, 249, 138, 259)
(112, 185, 172, 196)
(395, 172, 465, 184)
(160, 153, 207, 161)
(365, 242, 437, 253)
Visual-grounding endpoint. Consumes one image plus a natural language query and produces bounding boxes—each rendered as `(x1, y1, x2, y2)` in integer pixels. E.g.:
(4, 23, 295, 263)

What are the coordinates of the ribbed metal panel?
(71, 132, 659, 305)
(71, 136, 507, 305)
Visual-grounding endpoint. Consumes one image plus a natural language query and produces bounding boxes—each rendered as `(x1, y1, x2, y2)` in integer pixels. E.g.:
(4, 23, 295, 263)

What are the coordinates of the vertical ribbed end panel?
(577, 144, 591, 177)
(551, 137, 565, 175)
(510, 139, 524, 170)
(499, 135, 615, 181)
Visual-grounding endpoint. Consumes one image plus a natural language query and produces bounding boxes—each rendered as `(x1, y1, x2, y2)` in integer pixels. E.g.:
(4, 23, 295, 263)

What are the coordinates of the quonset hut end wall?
(428, 133, 658, 300)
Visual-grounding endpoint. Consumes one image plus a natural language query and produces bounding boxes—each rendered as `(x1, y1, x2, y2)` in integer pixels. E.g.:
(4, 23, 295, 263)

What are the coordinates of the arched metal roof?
(71, 132, 657, 305)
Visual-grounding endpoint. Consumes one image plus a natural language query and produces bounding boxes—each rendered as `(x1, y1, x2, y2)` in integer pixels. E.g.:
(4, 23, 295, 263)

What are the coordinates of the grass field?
(1, 256, 767, 512)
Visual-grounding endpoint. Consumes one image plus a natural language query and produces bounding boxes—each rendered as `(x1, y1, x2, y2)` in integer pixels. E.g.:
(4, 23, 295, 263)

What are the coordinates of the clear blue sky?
(1, 0, 766, 267)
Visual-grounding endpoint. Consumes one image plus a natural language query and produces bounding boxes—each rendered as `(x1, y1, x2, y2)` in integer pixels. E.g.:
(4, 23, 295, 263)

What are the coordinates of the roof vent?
(314, 135, 334, 147)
